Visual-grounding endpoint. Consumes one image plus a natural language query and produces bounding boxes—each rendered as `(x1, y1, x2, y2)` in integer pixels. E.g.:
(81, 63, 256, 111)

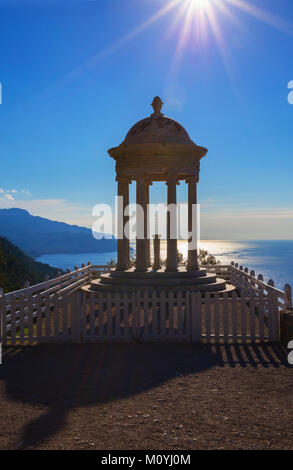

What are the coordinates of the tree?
(107, 247, 219, 269)
(198, 249, 219, 266)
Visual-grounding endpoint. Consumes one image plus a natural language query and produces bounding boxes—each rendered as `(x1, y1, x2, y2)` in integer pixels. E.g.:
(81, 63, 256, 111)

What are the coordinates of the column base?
(187, 264, 199, 272)
(165, 267, 179, 273)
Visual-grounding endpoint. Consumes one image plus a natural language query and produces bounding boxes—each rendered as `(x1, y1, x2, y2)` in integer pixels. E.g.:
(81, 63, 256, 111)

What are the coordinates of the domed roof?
(123, 96, 195, 146)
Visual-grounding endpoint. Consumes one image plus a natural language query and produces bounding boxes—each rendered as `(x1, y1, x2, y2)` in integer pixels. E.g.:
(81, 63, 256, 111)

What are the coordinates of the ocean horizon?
(36, 239, 293, 291)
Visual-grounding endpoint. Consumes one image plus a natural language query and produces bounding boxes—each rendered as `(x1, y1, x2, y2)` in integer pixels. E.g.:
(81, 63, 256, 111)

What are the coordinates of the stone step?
(83, 278, 228, 293)
(96, 272, 218, 287)
(109, 268, 208, 279)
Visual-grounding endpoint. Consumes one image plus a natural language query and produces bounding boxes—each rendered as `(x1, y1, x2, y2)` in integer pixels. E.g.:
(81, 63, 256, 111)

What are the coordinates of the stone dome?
(123, 96, 195, 146)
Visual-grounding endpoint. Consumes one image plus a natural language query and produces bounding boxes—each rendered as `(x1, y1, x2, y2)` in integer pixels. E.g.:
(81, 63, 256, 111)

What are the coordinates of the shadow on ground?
(0, 342, 289, 448)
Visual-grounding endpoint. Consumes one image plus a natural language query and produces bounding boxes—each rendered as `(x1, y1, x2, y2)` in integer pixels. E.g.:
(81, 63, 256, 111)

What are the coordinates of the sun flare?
(159, 0, 293, 78)
(187, 0, 212, 11)
(72, 0, 293, 87)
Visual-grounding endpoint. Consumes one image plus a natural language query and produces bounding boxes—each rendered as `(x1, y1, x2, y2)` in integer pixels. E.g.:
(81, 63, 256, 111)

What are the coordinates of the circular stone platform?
(82, 268, 235, 294)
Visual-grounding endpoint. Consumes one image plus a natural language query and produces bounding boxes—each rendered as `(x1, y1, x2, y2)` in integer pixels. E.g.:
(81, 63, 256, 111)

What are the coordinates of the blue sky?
(0, 0, 292, 239)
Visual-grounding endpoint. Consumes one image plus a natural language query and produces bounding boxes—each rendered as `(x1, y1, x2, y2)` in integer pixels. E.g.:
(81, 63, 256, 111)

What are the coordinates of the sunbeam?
(162, 0, 293, 82)
(32, 0, 293, 104)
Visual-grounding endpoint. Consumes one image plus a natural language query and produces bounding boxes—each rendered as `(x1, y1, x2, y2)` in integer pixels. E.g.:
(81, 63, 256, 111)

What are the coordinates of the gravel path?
(0, 343, 292, 450)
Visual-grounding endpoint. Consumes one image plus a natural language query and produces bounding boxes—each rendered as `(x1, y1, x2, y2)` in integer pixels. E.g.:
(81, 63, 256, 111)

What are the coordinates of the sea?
(36, 240, 293, 291)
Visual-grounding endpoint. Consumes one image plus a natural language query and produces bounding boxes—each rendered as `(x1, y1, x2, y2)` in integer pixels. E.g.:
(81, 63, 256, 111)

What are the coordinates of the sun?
(187, 0, 212, 11)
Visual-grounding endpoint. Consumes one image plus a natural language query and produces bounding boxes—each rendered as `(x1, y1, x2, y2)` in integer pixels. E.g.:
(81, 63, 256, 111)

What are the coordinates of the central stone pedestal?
(82, 267, 234, 294)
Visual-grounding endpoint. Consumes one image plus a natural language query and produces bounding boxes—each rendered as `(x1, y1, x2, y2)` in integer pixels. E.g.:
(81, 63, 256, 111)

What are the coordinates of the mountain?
(0, 236, 61, 293)
(0, 208, 117, 258)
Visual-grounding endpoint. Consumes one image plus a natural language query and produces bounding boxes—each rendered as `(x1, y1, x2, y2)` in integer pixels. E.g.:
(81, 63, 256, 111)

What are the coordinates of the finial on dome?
(151, 96, 163, 117)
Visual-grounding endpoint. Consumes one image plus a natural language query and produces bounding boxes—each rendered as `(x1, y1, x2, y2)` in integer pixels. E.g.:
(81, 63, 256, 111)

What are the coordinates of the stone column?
(187, 176, 199, 271)
(166, 176, 178, 272)
(136, 177, 147, 272)
(145, 181, 151, 268)
(153, 234, 161, 271)
(117, 177, 130, 271)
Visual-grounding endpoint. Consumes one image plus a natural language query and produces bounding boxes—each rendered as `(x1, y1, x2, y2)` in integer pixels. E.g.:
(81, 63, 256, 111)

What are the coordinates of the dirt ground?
(0, 342, 292, 450)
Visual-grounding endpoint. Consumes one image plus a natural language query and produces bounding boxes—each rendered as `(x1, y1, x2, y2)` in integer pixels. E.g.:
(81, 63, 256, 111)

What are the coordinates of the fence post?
(285, 284, 292, 308)
(88, 261, 92, 281)
(230, 263, 234, 284)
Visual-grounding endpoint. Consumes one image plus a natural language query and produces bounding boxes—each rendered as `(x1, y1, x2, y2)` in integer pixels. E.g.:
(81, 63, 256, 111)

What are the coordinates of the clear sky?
(0, 0, 292, 239)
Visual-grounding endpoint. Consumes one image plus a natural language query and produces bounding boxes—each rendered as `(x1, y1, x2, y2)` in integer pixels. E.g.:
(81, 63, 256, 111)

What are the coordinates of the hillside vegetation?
(0, 236, 61, 293)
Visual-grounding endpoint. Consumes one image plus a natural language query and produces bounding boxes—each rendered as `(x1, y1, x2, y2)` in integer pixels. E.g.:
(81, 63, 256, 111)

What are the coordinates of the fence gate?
(81, 290, 203, 343)
(80, 289, 280, 344)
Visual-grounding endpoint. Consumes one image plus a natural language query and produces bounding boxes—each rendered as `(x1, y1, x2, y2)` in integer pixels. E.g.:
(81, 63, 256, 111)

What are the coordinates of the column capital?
(196, 162, 200, 183)
(145, 177, 153, 187)
(185, 175, 196, 184)
(165, 175, 180, 186)
(116, 176, 132, 184)
(135, 176, 153, 186)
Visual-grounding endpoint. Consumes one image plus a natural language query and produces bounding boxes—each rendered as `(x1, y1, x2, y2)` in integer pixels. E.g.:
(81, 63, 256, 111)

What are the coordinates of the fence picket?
(258, 288, 265, 342)
(44, 293, 51, 341)
(177, 291, 183, 339)
(136, 291, 141, 339)
(62, 294, 68, 341)
(240, 290, 247, 343)
(232, 291, 237, 342)
(19, 294, 25, 344)
(185, 291, 190, 340)
(10, 295, 16, 345)
(273, 293, 280, 342)
(214, 293, 220, 342)
(205, 292, 211, 343)
(71, 291, 81, 343)
(191, 292, 201, 342)
(115, 292, 121, 340)
(151, 291, 158, 339)
(36, 294, 42, 343)
(98, 293, 104, 339)
(160, 291, 166, 339)
(249, 289, 256, 343)
(223, 292, 228, 343)
(168, 291, 174, 338)
(267, 290, 274, 342)
(131, 292, 136, 339)
(106, 293, 112, 341)
(90, 292, 95, 340)
(143, 290, 149, 338)
(28, 293, 34, 344)
(124, 293, 129, 340)
(53, 292, 59, 341)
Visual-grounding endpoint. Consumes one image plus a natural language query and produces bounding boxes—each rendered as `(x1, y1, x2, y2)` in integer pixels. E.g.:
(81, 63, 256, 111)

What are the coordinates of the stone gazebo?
(87, 97, 227, 292)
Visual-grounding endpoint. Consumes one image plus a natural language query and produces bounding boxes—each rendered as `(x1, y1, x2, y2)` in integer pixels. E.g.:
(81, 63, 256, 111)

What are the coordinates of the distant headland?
(0, 208, 117, 258)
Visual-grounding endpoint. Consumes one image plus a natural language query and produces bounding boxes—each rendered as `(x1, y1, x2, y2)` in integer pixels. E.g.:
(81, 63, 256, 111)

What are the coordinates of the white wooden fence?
(0, 263, 291, 345)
